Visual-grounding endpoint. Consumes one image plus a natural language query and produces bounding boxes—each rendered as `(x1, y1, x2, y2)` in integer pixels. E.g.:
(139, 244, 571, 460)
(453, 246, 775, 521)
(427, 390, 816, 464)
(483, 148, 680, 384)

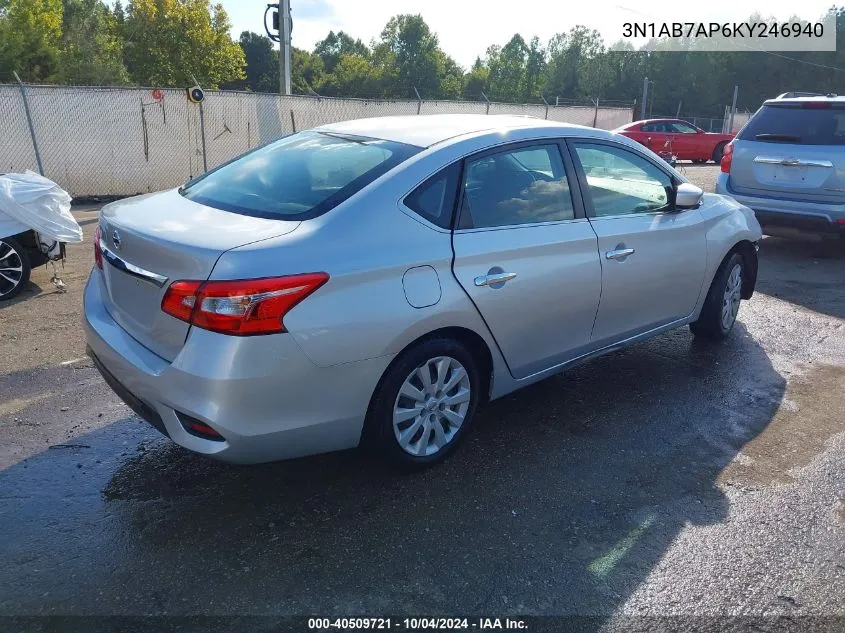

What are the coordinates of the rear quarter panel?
(209, 159, 506, 378)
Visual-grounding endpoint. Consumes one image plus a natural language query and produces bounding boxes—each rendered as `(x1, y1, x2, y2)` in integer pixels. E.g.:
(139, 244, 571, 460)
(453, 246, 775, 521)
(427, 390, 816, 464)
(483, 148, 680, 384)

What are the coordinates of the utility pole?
(728, 85, 739, 133)
(279, 0, 292, 95)
(648, 81, 656, 118)
(640, 77, 648, 119)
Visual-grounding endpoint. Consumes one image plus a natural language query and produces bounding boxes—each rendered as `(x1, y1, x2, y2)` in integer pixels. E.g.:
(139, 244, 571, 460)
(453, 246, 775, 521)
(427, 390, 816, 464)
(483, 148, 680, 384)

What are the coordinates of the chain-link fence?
(650, 111, 753, 134)
(1, 84, 634, 197)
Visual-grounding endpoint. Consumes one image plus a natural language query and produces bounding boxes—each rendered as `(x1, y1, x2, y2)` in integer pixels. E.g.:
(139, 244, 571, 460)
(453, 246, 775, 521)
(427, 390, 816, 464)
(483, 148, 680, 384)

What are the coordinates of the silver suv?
(716, 95, 845, 238)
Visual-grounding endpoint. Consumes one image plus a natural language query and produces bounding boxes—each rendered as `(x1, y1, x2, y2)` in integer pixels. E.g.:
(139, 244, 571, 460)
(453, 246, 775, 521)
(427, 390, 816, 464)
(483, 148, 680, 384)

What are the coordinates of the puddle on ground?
(719, 363, 845, 487)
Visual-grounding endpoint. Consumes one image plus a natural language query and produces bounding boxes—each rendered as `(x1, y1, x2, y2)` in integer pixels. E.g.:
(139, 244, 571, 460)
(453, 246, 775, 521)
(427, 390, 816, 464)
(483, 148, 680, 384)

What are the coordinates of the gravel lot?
(1, 169, 844, 630)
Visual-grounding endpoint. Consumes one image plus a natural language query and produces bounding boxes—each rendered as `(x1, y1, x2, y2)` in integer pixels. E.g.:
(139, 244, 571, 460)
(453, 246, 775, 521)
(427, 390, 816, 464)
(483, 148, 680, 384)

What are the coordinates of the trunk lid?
(98, 189, 300, 360)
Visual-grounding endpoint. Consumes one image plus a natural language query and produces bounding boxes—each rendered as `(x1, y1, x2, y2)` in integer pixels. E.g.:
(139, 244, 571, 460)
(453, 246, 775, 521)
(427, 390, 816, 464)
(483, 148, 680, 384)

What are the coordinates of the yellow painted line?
(588, 514, 656, 579)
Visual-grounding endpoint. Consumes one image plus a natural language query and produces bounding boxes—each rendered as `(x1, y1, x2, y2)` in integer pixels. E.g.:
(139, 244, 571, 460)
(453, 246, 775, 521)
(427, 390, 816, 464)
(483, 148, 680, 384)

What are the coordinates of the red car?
(615, 119, 735, 163)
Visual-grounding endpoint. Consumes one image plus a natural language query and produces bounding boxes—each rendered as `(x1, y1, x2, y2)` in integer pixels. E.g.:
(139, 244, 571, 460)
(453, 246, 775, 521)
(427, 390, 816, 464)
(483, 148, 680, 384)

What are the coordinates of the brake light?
(161, 273, 329, 336)
(803, 101, 830, 109)
(161, 280, 202, 322)
(720, 141, 734, 173)
(94, 225, 103, 269)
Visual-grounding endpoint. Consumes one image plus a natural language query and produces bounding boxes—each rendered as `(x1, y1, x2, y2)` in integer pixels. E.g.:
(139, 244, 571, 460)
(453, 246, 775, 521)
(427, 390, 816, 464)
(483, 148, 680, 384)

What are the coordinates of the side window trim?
(565, 138, 678, 219)
(454, 139, 586, 231)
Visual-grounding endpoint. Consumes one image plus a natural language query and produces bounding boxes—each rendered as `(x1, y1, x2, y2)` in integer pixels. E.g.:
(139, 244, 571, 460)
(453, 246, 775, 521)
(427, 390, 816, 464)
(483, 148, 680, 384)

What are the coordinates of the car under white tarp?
(0, 171, 82, 242)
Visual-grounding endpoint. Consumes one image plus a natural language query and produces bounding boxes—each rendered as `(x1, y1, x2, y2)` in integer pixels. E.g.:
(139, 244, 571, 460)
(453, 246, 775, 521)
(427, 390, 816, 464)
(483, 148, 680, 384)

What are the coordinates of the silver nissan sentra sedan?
(84, 114, 762, 467)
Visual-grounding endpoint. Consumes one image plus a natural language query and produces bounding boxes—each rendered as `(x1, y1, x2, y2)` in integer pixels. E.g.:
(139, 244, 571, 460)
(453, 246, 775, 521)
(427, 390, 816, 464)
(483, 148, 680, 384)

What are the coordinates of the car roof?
(764, 94, 845, 106)
(316, 114, 588, 148)
(630, 118, 689, 125)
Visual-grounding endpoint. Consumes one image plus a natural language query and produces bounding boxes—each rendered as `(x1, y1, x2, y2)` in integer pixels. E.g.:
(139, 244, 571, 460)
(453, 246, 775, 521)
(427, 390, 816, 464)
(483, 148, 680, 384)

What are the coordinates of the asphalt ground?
(1, 165, 844, 631)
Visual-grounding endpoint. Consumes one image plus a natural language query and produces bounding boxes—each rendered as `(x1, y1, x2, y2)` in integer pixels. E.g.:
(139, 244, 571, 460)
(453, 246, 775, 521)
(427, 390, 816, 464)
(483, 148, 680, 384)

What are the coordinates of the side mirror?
(675, 182, 703, 209)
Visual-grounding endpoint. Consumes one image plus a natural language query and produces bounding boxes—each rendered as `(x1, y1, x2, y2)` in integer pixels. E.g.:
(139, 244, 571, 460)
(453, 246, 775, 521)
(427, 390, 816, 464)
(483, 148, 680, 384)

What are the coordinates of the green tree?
(0, 0, 63, 82)
(524, 36, 546, 101)
(319, 54, 385, 97)
(57, 0, 129, 85)
(292, 47, 324, 95)
(222, 31, 277, 92)
(313, 30, 368, 74)
(487, 35, 529, 102)
(112, 0, 125, 23)
(376, 14, 441, 97)
(546, 26, 604, 101)
(122, 0, 244, 88)
(438, 52, 464, 99)
(462, 57, 489, 99)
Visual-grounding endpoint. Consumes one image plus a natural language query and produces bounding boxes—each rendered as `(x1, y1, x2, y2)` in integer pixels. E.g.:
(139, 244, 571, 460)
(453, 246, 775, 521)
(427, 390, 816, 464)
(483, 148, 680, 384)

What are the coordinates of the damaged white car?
(0, 171, 82, 300)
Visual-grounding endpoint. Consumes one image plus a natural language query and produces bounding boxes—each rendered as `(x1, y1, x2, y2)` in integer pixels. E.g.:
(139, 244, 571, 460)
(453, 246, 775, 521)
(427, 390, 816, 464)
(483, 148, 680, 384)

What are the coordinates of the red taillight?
(161, 280, 202, 322)
(161, 273, 329, 336)
(803, 101, 830, 109)
(94, 225, 103, 270)
(720, 141, 734, 173)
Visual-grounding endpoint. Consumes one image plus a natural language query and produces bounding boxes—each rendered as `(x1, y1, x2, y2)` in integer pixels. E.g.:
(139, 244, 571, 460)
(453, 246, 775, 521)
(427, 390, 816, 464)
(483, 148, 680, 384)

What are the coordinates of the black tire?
(690, 252, 745, 341)
(365, 337, 482, 469)
(711, 142, 727, 163)
(0, 237, 31, 301)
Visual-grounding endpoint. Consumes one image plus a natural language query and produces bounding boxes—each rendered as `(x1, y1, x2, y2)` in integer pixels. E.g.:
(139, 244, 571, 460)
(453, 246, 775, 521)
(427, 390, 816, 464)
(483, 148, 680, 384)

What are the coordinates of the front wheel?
(366, 337, 481, 468)
(690, 252, 744, 340)
(0, 237, 31, 301)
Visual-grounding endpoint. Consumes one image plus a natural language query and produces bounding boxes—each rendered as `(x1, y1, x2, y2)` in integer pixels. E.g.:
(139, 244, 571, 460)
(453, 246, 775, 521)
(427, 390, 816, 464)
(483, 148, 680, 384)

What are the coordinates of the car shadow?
(0, 324, 786, 628)
(756, 236, 845, 320)
(0, 280, 45, 309)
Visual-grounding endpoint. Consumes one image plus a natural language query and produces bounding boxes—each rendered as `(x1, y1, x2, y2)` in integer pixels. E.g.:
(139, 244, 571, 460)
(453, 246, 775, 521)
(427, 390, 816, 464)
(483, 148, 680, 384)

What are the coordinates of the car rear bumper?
(716, 173, 845, 235)
(83, 270, 392, 464)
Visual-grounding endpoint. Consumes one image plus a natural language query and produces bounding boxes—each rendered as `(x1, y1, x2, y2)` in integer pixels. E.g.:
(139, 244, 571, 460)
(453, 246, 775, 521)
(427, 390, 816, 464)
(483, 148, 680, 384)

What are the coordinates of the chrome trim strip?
(100, 241, 169, 288)
(753, 156, 833, 168)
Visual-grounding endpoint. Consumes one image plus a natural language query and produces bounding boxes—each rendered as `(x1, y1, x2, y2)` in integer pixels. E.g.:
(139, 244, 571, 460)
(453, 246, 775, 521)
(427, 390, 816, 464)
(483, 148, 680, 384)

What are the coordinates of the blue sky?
(219, 0, 837, 69)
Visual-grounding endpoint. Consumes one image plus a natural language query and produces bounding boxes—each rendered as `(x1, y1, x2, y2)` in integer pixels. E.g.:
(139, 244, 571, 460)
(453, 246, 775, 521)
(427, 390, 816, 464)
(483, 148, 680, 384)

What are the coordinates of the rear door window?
(739, 104, 845, 145)
(459, 145, 575, 229)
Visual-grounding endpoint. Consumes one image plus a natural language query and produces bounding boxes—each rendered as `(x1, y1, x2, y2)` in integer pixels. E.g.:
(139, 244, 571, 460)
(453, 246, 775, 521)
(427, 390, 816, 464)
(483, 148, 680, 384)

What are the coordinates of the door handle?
(474, 272, 517, 287)
(606, 248, 635, 260)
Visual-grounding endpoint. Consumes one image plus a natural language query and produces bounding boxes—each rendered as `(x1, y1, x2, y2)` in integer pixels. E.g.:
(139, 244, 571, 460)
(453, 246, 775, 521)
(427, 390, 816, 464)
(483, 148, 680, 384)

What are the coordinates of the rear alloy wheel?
(712, 142, 727, 163)
(393, 356, 471, 458)
(690, 252, 744, 340)
(0, 238, 30, 301)
(367, 338, 481, 468)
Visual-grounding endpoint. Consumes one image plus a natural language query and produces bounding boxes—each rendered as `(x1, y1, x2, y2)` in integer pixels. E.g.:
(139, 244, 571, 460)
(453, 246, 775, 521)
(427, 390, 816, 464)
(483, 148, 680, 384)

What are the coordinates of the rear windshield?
(739, 104, 845, 145)
(180, 131, 420, 219)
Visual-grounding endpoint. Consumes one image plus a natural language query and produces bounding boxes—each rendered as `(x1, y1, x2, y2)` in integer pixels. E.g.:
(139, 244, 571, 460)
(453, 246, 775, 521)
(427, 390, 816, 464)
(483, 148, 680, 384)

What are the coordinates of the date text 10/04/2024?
(307, 618, 528, 630)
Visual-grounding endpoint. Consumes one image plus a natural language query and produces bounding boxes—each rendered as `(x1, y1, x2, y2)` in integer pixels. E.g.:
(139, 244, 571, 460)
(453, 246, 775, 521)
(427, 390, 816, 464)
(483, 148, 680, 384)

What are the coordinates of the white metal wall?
(1, 85, 633, 197)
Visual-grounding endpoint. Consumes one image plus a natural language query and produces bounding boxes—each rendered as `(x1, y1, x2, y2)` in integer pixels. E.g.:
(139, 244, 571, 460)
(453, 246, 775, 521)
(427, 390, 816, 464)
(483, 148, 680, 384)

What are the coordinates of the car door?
(669, 121, 703, 159)
(641, 122, 670, 154)
(568, 140, 708, 345)
(451, 142, 602, 379)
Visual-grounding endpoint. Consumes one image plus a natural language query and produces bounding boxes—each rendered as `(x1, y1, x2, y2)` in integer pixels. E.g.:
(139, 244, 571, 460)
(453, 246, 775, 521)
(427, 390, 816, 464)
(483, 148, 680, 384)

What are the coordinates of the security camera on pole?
(264, 1, 292, 95)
